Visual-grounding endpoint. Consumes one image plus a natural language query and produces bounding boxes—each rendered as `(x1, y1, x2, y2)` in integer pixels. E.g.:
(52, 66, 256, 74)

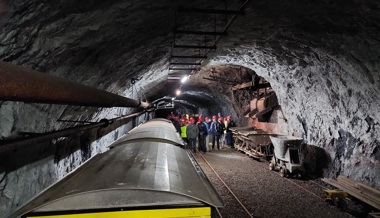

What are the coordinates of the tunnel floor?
(194, 149, 352, 218)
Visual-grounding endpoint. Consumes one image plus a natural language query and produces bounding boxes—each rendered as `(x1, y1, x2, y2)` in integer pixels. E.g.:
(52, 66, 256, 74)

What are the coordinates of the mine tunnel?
(0, 0, 379, 217)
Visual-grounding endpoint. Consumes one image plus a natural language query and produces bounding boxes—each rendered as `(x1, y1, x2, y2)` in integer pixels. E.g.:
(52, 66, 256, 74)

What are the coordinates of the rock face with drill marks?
(207, 0, 380, 188)
(0, 0, 379, 216)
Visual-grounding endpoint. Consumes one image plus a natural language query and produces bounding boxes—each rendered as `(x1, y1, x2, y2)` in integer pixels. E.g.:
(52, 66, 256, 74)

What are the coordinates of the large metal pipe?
(0, 111, 144, 154)
(0, 61, 151, 108)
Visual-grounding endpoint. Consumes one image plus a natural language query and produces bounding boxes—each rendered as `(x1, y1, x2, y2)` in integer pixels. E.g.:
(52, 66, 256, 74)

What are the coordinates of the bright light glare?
(175, 89, 181, 96)
(181, 76, 189, 83)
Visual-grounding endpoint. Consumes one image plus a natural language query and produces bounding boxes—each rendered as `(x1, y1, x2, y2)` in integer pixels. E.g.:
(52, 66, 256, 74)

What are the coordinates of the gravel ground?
(195, 148, 353, 218)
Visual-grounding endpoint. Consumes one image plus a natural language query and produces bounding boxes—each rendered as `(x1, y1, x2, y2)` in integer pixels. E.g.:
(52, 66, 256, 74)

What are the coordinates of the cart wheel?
(280, 166, 287, 177)
(269, 162, 275, 171)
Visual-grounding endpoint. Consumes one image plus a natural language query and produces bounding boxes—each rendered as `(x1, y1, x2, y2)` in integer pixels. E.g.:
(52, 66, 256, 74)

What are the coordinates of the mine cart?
(231, 127, 280, 160)
(269, 135, 304, 177)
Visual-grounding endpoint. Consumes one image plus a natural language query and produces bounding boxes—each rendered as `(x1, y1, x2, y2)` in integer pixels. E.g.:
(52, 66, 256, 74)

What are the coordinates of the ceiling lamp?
(175, 89, 181, 96)
(181, 75, 189, 83)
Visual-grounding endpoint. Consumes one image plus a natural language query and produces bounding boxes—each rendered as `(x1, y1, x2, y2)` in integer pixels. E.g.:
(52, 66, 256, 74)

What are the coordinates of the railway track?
(198, 151, 254, 218)
(198, 151, 327, 218)
(194, 148, 359, 218)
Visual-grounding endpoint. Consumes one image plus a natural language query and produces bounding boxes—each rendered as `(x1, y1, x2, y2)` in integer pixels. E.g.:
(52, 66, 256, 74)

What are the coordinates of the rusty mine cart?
(269, 135, 304, 177)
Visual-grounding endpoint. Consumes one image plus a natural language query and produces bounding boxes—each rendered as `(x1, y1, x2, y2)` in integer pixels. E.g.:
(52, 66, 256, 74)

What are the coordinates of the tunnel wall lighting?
(176, 89, 181, 96)
(181, 76, 189, 83)
(168, 76, 181, 80)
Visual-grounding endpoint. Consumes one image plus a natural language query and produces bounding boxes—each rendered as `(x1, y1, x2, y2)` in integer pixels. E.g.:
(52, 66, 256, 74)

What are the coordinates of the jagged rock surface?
(0, 0, 379, 216)
(208, 0, 380, 188)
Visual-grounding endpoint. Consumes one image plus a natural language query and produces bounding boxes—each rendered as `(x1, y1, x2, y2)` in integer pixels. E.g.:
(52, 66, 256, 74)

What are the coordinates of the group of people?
(168, 112, 236, 154)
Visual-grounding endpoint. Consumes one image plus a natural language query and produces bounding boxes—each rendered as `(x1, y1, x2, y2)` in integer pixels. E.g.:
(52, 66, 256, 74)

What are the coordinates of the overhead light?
(181, 75, 189, 83)
(175, 89, 181, 96)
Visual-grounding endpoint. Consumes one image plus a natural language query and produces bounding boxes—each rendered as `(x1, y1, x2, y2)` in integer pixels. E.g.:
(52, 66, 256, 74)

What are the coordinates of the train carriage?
(10, 119, 223, 218)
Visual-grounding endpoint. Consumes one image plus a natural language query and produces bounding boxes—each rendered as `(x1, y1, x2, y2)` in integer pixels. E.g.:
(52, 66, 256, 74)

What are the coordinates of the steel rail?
(283, 177, 323, 200)
(0, 61, 151, 108)
(0, 111, 144, 154)
(198, 152, 254, 218)
(272, 169, 358, 217)
(215, 206, 223, 218)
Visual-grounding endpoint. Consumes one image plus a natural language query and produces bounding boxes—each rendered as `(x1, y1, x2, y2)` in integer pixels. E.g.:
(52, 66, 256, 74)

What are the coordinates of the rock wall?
(0, 0, 380, 216)
(0, 103, 153, 216)
(0, 1, 172, 214)
(207, 2, 380, 188)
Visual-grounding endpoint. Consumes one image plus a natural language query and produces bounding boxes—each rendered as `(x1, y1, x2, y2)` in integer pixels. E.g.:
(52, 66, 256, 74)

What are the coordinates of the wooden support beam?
(231, 82, 272, 91)
(322, 176, 380, 210)
(203, 77, 236, 85)
(207, 75, 240, 84)
(231, 81, 253, 91)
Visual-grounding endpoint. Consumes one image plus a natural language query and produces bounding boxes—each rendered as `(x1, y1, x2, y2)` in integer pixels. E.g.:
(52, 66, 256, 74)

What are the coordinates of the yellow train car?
(11, 119, 223, 218)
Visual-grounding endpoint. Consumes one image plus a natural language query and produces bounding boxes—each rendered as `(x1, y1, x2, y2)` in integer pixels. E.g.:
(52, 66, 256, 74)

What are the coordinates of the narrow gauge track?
(194, 149, 352, 218)
(276, 174, 360, 217)
(197, 150, 326, 218)
(248, 155, 360, 217)
(198, 149, 327, 217)
(197, 151, 255, 218)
